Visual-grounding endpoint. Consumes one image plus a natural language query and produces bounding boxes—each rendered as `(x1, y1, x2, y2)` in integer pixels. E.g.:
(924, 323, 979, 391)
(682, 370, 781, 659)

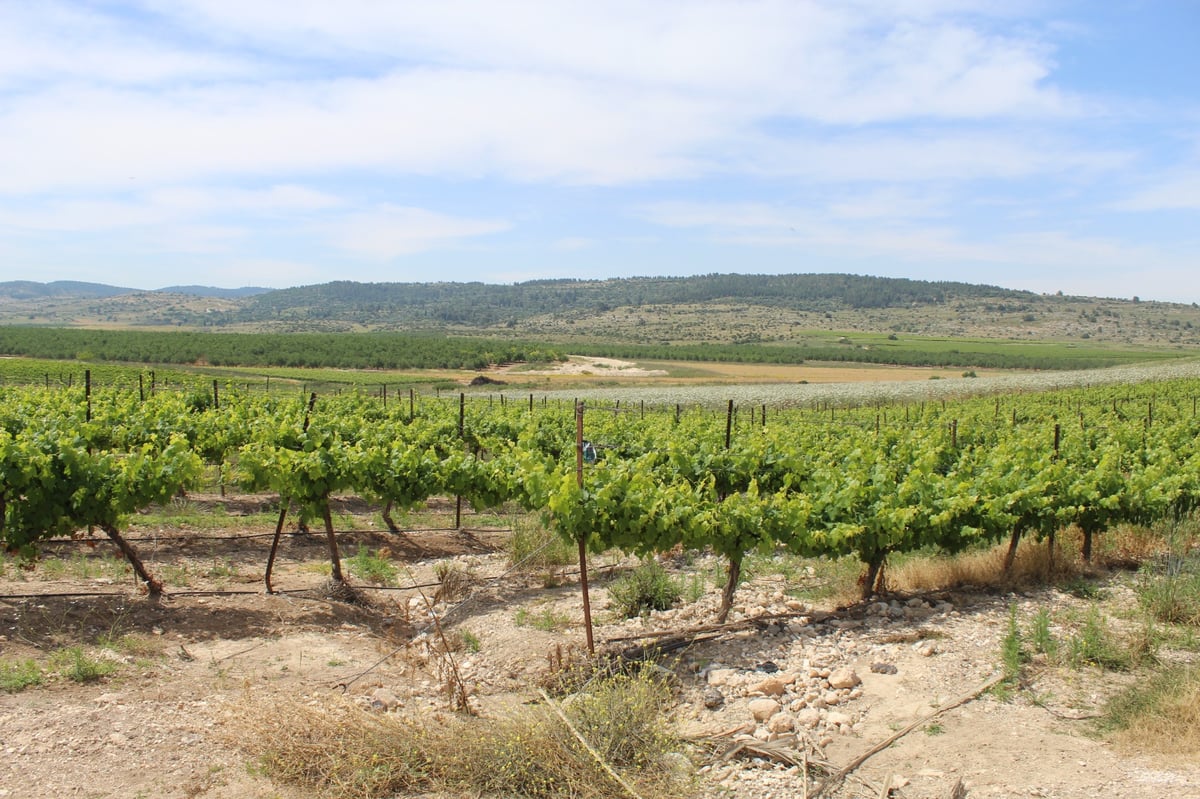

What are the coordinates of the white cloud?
(144, 0, 1070, 122)
(0, 2, 259, 88)
(638, 199, 1189, 287)
(0, 184, 343, 233)
(199, 258, 325, 289)
(326, 205, 510, 260)
(552, 237, 596, 251)
(1115, 171, 1200, 212)
(0, 1, 1093, 195)
(0, 71, 724, 192)
(739, 130, 1131, 183)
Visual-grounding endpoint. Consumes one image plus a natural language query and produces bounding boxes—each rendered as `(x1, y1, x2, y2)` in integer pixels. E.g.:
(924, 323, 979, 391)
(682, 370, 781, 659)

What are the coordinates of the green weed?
(0, 659, 43, 693)
(349, 546, 398, 586)
(514, 605, 572, 632)
(50, 646, 117, 683)
(508, 518, 576, 571)
(1000, 603, 1025, 681)
(1030, 607, 1058, 658)
(1067, 608, 1131, 671)
(607, 559, 682, 618)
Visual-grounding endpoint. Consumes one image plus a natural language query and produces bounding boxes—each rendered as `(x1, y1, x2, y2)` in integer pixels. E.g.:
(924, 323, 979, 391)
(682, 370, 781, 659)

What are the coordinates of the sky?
(1, 1, 1198, 302)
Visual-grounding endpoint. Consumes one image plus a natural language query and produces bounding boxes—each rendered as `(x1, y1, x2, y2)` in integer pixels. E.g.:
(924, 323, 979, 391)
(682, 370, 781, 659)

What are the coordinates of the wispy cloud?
(326, 205, 510, 260)
(1114, 171, 1200, 212)
(0, 2, 1196, 300)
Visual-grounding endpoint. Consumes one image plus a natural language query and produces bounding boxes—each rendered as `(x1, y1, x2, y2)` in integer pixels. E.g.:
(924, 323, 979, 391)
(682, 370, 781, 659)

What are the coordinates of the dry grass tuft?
(432, 560, 475, 604)
(890, 539, 1087, 594)
(227, 666, 689, 799)
(1106, 667, 1200, 758)
(229, 697, 435, 799)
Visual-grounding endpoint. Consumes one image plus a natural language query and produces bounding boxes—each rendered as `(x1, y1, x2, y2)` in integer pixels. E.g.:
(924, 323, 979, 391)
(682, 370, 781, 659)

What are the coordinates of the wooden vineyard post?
(576, 401, 595, 655)
(409, 388, 415, 420)
(85, 369, 92, 422)
(1048, 422, 1062, 572)
(455, 393, 465, 530)
(213, 380, 219, 410)
(725, 399, 734, 450)
(138, 373, 145, 402)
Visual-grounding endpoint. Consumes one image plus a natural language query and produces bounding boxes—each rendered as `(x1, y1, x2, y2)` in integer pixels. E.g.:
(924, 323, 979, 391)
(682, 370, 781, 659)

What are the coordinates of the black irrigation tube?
(0, 562, 617, 602)
(37, 526, 514, 545)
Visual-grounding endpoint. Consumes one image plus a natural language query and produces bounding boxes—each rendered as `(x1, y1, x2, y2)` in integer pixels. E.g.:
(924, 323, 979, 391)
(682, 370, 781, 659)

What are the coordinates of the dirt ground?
(2, 497, 1199, 799)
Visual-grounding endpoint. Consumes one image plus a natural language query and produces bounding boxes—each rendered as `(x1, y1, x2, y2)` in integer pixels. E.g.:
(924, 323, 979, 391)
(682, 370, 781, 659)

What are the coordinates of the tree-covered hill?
(3, 273, 1198, 352)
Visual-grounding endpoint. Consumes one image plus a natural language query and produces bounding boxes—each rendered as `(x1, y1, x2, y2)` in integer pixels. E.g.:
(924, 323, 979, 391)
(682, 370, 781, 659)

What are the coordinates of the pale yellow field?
(495, 356, 1002, 386)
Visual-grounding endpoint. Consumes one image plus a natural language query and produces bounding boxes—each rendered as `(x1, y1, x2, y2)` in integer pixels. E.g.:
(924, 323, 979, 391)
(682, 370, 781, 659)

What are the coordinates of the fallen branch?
(605, 609, 834, 645)
(812, 671, 1005, 799)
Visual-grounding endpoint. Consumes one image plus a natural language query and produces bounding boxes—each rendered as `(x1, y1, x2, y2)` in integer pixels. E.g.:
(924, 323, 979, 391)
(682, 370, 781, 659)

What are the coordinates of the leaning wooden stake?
(812, 671, 1005, 799)
(575, 400, 595, 654)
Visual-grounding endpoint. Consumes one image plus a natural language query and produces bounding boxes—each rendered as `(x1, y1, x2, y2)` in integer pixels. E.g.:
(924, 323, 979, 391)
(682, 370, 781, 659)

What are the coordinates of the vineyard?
(4, 370, 1200, 798)
(3, 370, 1200, 613)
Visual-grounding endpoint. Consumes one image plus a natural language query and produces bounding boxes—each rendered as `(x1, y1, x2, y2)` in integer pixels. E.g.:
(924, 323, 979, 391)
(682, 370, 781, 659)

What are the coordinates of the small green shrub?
(1137, 553, 1200, 626)
(349, 546, 398, 586)
(514, 605, 572, 632)
(508, 518, 576, 571)
(50, 647, 117, 683)
(1067, 609, 1131, 671)
(1000, 603, 1025, 681)
(607, 559, 682, 618)
(1030, 607, 1058, 658)
(0, 659, 43, 693)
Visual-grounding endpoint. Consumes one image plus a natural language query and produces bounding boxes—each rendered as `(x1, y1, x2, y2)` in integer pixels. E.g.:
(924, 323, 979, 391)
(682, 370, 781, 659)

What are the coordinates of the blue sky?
(1, 1, 1197, 302)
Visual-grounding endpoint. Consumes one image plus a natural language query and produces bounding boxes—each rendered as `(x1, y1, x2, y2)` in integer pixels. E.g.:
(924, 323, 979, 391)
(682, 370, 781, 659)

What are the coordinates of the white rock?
(767, 712, 795, 733)
(826, 711, 852, 726)
(754, 677, 787, 697)
(748, 698, 782, 722)
(796, 708, 822, 729)
(828, 667, 861, 689)
(707, 668, 739, 687)
(914, 640, 939, 657)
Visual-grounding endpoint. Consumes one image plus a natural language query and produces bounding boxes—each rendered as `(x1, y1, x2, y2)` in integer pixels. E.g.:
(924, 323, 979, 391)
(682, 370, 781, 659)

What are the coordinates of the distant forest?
(209, 273, 1026, 328)
(0, 328, 565, 370)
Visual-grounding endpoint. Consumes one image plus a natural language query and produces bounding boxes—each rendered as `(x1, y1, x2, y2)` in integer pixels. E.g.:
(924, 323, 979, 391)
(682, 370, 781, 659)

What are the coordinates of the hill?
(1, 273, 1199, 351)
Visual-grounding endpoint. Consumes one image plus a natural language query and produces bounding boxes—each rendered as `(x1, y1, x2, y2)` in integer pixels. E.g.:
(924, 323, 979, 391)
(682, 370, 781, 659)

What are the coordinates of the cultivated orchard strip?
(2, 375, 1199, 617)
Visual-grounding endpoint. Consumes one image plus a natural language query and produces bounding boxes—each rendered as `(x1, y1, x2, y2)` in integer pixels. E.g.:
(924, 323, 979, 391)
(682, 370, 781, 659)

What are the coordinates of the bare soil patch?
(2, 498, 1199, 799)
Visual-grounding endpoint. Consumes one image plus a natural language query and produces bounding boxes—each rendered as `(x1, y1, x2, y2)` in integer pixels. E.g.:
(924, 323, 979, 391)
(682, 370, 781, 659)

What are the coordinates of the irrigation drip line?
(0, 586, 318, 600)
(39, 526, 514, 546)
(0, 557, 620, 603)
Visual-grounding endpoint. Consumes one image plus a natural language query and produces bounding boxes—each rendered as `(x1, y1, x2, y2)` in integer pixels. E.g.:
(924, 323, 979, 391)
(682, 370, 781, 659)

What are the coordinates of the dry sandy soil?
(2, 497, 1199, 799)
